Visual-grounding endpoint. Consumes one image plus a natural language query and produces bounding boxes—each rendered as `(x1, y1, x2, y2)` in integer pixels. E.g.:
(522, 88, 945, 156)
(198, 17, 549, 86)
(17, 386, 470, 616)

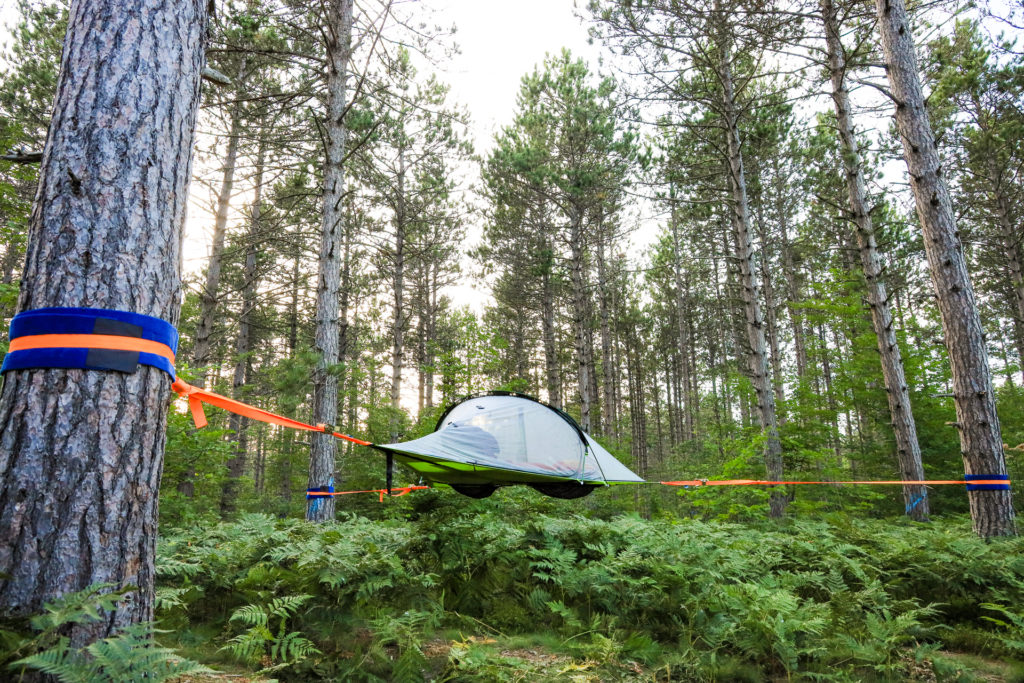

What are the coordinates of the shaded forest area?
(1, 0, 1024, 680)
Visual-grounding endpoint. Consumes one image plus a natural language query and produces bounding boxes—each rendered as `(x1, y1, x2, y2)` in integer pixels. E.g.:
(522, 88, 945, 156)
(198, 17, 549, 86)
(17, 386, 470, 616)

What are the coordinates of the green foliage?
(156, 510, 1024, 680)
(0, 583, 211, 682)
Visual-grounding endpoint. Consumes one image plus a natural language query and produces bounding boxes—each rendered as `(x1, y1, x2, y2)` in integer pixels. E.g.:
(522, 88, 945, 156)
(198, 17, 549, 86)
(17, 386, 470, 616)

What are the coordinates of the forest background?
(2, 0, 1024, 680)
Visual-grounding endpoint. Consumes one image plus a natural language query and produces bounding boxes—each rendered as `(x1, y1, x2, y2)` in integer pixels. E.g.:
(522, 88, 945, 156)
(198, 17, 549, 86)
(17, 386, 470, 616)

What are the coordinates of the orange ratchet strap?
(661, 479, 1011, 487)
(306, 485, 432, 502)
(171, 379, 372, 446)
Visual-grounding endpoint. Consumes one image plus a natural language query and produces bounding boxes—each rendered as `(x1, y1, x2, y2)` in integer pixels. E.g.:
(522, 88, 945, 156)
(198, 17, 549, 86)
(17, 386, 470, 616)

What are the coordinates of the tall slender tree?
(874, 0, 1015, 537)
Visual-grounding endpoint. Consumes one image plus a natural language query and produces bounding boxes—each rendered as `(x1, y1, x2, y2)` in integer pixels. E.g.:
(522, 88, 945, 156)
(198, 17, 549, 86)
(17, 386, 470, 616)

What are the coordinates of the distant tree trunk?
(876, 0, 1015, 537)
(670, 208, 696, 441)
(986, 156, 1024, 384)
(338, 205, 353, 427)
(390, 148, 407, 442)
(719, 34, 786, 517)
(755, 209, 786, 423)
(0, 0, 205, 644)
(193, 90, 244, 388)
(568, 209, 594, 430)
(308, 0, 354, 522)
(822, 0, 929, 521)
(597, 229, 617, 435)
(223, 139, 265, 516)
(426, 265, 437, 408)
(540, 249, 562, 409)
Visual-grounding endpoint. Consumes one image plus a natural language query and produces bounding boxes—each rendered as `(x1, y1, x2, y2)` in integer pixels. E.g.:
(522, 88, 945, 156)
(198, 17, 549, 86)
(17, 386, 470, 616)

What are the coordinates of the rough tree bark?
(875, 0, 1015, 537)
(822, 0, 929, 521)
(307, 0, 354, 522)
(718, 30, 786, 517)
(0, 0, 206, 643)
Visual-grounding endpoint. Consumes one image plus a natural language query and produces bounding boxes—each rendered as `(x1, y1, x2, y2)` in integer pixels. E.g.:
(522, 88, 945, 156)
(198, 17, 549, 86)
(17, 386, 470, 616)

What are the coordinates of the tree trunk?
(541, 250, 562, 410)
(307, 0, 354, 523)
(426, 265, 437, 409)
(670, 207, 696, 440)
(569, 210, 594, 431)
(719, 34, 786, 517)
(755, 207, 786, 423)
(597, 229, 617, 435)
(875, 0, 1015, 536)
(192, 92, 244, 388)
(222, 139, 266, 516)
(823, 0, 929, 520)
(390, 148, 407, 442)
(986, 156, 1024, 384)
(0, 0, 205, 643)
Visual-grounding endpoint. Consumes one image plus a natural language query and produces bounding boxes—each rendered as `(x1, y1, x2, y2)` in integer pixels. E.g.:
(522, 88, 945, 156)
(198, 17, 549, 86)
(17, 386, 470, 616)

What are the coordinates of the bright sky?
(420, 0, 617, 311)
(172, 0, 623, 315)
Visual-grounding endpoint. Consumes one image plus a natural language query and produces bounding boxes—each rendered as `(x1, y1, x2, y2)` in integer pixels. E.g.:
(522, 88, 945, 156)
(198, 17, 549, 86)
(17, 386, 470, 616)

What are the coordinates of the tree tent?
(375, 392, 644, 498)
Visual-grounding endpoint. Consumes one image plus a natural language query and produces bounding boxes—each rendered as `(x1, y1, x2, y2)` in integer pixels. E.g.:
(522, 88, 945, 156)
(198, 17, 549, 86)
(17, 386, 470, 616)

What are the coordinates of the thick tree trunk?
(719, 38, 786, 517)
(307, 0, 353, 522)
(193, 93, 244, 388)
(823, 0, 929, 520)
(222, 140, 265, 516)
(876, 0, 1015, 536)
(0, 0, 205, 643)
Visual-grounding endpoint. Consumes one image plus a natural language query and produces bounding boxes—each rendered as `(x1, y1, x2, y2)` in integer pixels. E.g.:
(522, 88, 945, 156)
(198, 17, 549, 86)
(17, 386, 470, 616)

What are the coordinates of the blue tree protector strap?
(1, 307, 178, 379)
(964, 474, 1011, 491)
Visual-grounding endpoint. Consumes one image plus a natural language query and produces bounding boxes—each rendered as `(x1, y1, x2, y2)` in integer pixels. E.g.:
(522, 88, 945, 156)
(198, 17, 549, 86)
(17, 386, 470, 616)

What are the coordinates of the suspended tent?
(375, 392, 644, 498)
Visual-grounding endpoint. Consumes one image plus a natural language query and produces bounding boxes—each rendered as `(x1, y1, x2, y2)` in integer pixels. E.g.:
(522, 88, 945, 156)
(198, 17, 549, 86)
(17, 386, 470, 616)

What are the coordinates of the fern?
(5, 588, 211, 683)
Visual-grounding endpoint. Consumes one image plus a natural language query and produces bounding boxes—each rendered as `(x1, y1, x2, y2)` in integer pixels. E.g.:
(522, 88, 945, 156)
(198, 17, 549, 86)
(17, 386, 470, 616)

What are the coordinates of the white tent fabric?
(380, 394, 644, 484)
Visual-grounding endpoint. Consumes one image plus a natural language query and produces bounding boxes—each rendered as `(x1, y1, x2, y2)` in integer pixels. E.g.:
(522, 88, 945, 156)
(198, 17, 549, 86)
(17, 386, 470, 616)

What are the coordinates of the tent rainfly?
(376, 393, 644, 498)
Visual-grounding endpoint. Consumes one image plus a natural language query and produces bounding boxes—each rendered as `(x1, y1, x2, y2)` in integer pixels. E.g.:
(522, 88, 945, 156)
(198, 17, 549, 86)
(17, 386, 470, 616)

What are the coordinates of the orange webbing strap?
(171, 379, 372, 446)
(8, 333, 177, 363)
(305, 485, 431, 502)
(660, 479, 1011, 487)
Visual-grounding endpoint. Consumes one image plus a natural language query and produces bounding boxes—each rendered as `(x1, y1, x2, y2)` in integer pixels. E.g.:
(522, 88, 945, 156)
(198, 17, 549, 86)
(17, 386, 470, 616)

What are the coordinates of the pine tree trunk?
(719, 37, 786, 517)
(568, 210, 594, 430)
(541, 248, 562, 410)
(823, 0, 929, 520)
(223, 140, 265, 516)
(193, 92, 244, 388)
(875, 0, 1015, 536)
(597, 232, 617, 434)
(426, 265, 437, 408)
(0, 0, 205, 643)
(307, 0, 354, 522)
(390, 149, 407, 442)
(986, 156, 1024, 384)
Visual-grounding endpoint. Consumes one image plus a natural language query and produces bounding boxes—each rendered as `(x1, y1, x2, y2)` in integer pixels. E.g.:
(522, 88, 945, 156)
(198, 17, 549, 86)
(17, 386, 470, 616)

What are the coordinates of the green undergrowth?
(152, 507, 1024, 681)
